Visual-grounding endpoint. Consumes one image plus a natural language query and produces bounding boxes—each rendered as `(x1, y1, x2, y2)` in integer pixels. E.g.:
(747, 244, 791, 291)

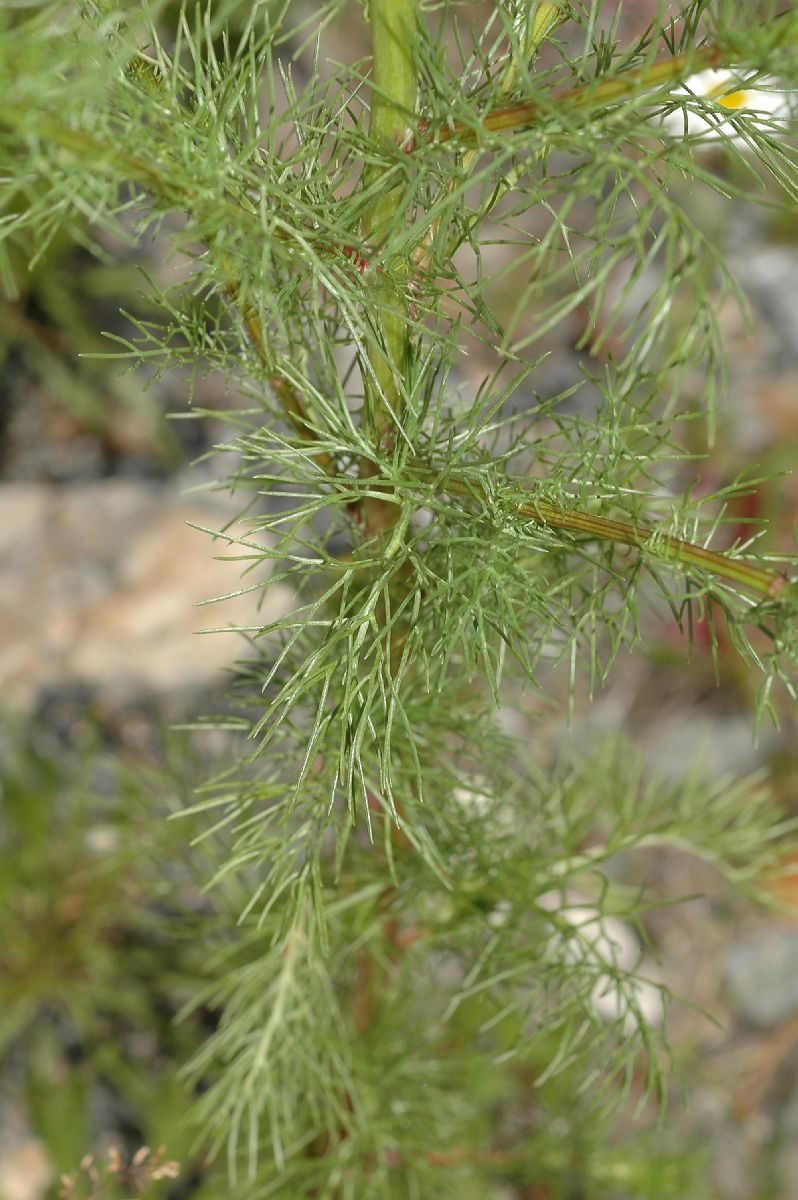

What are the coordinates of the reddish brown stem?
(428, 44, 728, 146)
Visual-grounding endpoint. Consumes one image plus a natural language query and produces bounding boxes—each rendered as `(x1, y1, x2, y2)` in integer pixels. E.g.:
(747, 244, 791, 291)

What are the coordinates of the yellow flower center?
(706, 83, 750, 110)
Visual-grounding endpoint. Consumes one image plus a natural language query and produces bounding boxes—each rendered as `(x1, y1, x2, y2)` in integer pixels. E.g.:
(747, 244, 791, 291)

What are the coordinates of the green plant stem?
(361, 0, 416, 418)
(363, 0, 417, 218)
(408, 465, 793, 601)
(358, 0, 417, 535)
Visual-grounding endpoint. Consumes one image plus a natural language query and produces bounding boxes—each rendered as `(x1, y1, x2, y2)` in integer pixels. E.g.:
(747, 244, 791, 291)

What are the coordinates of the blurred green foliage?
(0, 713, 216, 1192)
(0, 222, 186, 474)
(0, 712, 722, 1198)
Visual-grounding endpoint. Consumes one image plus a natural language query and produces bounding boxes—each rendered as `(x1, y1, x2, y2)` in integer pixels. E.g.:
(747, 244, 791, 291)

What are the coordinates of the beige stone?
(0, 482, 293, 705)
(0, 1140, 53, 1200)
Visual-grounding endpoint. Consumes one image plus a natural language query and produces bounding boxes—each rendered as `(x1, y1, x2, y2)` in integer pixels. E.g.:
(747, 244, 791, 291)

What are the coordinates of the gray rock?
(727, 242, 798, 365)
(773, 1070, 798, 1197)
(724, 928, 798, 1029)
(642, 714, 772, 785)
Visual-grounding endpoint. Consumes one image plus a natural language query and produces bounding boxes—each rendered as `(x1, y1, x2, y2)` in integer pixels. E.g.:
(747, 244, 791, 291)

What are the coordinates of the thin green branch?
(410, 465, 794, 601)
(412, 0, 562, 280)
(225, 277, 336, 476)
(425, 36, 772, 146)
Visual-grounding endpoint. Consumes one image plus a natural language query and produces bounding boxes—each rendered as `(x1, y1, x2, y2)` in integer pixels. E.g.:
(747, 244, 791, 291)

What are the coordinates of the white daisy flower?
(661, 68, 795, 140)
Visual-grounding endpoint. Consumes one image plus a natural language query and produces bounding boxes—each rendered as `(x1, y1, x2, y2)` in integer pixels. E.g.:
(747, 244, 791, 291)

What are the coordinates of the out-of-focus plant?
(0, 214, 184, 472)
(3, 1, 798, 1195)
(59, 1145, 180, 1200)
(0, 717, 213, 1181)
